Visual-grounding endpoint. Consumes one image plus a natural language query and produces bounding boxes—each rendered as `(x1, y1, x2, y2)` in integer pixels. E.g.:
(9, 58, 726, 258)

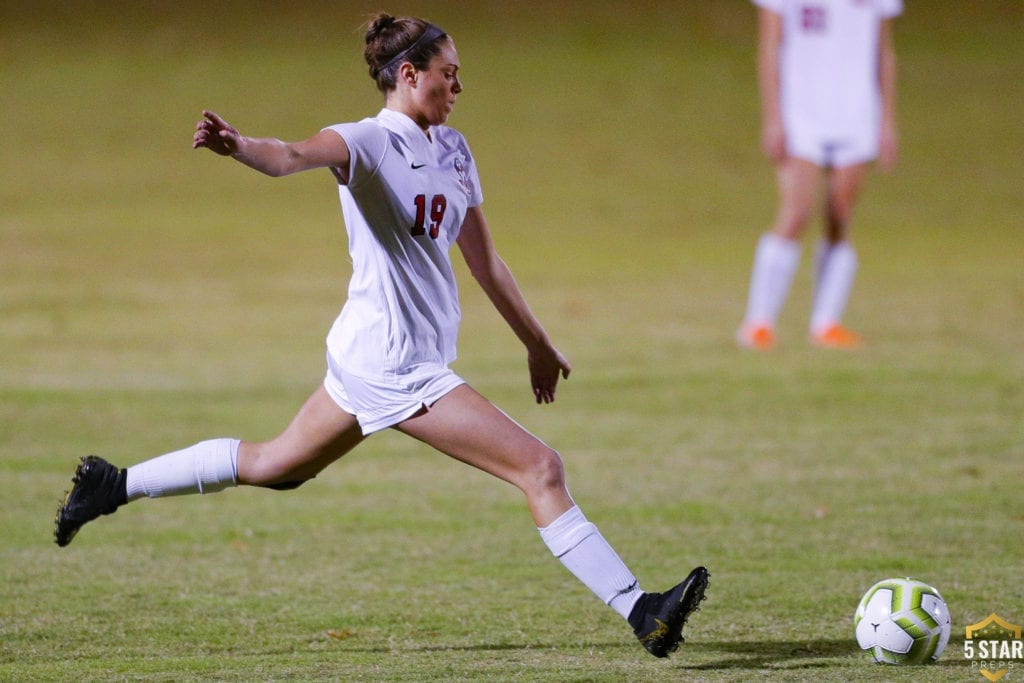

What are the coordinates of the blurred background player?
(54, 13, 708, 658)
(737, 0, 901, 350)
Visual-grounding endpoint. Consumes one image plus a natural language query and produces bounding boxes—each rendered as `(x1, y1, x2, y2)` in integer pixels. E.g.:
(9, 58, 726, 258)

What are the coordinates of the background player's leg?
(810, 162, 870, 345)
(738, 157, 819, 348)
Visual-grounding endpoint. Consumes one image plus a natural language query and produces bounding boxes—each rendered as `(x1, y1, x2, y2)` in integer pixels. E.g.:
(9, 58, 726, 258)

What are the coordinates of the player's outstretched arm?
(456, 207, 571, 404)
(192, 110, 350, 178)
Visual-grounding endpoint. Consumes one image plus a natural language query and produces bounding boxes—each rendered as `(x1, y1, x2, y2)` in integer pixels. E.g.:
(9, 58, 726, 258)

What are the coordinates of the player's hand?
(528, 344, 571, 404)
(193, 110, 241, 156)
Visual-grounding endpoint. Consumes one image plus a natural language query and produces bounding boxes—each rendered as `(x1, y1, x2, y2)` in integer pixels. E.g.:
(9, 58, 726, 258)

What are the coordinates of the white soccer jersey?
(323, 108, 483, 381)
(754, 0, 902, 158)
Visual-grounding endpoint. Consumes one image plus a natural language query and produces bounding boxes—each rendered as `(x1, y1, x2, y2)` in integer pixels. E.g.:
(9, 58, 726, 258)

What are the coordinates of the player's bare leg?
(738, 157, 819, 348)
(395, 384, 708, 657)
(393, 383, 571, 525)
(824, 161, 870, 243)
(55, 385, 362, 546)
(772, 156, 821, 242)
(237, 385, 365, 488)
(811, 162, 870, 347)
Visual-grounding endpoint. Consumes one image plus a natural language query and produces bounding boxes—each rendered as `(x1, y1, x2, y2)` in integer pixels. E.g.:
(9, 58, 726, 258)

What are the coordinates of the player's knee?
(774, 212, 812, 240)
(237, 444, 311, 488)
(824, 212, 851, 242)
(524, 446, 566, 495)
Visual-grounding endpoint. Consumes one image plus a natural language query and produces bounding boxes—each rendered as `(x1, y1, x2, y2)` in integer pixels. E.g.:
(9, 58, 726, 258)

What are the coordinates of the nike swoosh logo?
(640, 619, 669, 644)
(411, 163, 427, 169)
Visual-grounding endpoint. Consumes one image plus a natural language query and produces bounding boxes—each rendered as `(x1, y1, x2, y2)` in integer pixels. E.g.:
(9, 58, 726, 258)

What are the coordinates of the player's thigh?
(771, 157, 821, 239)
(825, 162, 871, 238)
(827, 162, 870, 215)
(393, 384, 561, 489)
(238, 384, 365, 485)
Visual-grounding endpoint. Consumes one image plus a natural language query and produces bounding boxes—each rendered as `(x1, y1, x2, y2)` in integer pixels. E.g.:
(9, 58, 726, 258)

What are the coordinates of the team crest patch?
(453, 154, 474, 196)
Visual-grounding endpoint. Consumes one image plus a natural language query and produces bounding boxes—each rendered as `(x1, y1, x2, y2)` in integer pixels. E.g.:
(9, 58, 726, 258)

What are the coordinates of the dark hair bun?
(365, 13, 397, 43)
(363, 14, 442, 93)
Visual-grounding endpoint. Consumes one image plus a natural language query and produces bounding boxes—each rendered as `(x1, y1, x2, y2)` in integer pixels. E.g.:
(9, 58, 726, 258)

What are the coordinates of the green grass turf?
(2, 1, 1022, 681)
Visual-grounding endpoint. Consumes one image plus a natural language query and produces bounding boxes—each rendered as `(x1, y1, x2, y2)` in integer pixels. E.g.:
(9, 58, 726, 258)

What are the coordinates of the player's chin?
(434, 105, 453, 125)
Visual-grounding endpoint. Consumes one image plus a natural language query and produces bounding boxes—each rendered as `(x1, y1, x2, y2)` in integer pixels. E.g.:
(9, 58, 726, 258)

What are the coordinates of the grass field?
(2, 1, 1022, 681)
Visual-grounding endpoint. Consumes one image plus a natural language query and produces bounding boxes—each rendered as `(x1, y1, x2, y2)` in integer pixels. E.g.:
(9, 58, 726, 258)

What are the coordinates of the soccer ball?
(854, 577, 951, 664)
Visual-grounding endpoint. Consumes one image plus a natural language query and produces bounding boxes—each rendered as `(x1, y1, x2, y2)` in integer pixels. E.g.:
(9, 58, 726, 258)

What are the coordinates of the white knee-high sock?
(742, 232, 801, 328)
(811, 240, 858, 335)
(539, 505, 643, 620)
(126, 438, 240, 500)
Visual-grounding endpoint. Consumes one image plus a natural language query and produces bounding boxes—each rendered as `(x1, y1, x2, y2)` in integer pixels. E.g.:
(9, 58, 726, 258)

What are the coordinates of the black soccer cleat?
(54, 455, 127, 547)
(629, 566, 709, 658)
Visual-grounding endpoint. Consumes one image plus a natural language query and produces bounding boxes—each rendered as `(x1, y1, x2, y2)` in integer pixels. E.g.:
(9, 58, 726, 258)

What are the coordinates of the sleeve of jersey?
(750, 0, 783, 13)
(461, 136, 485, 208)
(322, 121, 387, 188)
(880, 0, 903, 18)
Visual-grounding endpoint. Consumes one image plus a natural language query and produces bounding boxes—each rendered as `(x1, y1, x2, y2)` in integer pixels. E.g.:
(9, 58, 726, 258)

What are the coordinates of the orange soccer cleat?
(736, 324, 775, 351)
(811, 324, 863, 349)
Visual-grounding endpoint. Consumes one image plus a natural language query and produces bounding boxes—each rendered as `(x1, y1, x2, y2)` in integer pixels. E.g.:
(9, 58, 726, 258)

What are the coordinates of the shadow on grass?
(342, 639, 851, 664)
(678, 640, 855, 670)
(335, 638, 970, 673)
(681, 639, 969, 671)
(410, 640, 852, 667)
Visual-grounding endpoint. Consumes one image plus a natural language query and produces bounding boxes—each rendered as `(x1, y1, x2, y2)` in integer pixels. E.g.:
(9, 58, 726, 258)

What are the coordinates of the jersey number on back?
(410, 194, 448, 239)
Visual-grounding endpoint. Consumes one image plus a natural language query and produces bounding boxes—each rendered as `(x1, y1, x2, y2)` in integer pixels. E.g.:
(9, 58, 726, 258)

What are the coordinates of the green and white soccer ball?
(854, 577, 951, 665)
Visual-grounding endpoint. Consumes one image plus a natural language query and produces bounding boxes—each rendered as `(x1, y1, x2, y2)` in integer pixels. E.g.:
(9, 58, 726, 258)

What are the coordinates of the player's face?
(413, 38, 462, 128)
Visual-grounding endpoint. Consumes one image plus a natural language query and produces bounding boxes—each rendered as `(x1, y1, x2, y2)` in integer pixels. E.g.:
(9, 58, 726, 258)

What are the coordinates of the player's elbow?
(466, 257, 499, 289)
(470, 250, 512, 287)
(262, 146, 308, 177)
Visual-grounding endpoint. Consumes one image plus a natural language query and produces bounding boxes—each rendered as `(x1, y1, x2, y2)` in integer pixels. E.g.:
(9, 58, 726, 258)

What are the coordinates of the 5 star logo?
(964, 614, 1024, 682)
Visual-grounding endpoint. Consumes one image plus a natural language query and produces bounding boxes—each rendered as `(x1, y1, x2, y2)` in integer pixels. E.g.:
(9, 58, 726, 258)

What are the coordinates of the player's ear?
(398, 62, 417, 87)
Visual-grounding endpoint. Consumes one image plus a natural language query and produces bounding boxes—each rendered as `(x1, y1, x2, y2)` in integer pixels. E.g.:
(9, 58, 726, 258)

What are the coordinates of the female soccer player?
(54, 13, 707, 658)
(736, 0, 902, 350)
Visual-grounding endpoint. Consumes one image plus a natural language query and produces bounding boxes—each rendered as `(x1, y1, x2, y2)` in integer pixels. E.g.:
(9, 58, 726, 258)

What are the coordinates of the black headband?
(380, 23, 447, 73)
